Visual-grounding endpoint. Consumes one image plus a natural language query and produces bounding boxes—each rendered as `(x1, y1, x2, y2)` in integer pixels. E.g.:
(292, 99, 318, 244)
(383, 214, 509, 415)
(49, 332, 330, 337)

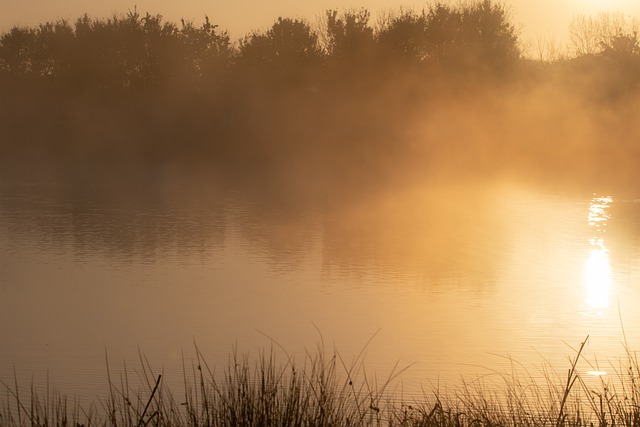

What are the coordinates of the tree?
(0, 26, 37, 77)
(569, 12, 640, 93)
(569, 12, 640, 57)
(564, 13, 640, 101)
(34, 20, 75, 81)
(176, 17, 232, 93)
(66, 11, 148, 92)
(237, 17, 322, 87)
(600, 32, 640, 58)
(61, 10, 183, 93)
(569, 15, 603, 56)
(530, 33, 566, 62)
(376, 9, 429, 63)
(0, 20, 77, 86)
(423, 1, 521, 75)
(321, 9, 375, 62)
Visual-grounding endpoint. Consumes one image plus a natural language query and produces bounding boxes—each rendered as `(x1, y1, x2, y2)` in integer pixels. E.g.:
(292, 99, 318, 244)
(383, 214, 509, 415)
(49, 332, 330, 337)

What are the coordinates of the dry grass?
(2, 335, 640, 427)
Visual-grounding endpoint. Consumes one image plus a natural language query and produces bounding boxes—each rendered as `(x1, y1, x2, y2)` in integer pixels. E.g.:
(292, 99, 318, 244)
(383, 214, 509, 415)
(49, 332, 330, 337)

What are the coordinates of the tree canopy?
(1, 0, 639, 185)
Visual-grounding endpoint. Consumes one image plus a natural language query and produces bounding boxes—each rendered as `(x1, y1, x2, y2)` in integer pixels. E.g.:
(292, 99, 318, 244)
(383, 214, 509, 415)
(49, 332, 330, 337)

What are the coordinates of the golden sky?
(2, 0, 639, 45)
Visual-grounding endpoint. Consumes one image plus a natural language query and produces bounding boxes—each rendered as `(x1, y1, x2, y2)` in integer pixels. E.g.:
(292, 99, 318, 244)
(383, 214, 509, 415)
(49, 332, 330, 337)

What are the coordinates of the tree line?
(0, 2, 524, 93)
(1, 0, 639, 191)
(2, 2, 637, 93)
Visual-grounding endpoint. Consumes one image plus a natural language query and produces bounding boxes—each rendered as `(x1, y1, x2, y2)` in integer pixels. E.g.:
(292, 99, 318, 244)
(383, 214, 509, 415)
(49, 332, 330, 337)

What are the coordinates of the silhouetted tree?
(600, 32, 640, 58)
(531, 33, 565, 62)
(6, 2, 640, 176)
(134, 13, 180, 89)
(569, 12, 639, 57)
(176, 17, 232, 93)
(322, 9, 375, 63)
(66, 12, 139, 92)
(35, 20, 76, 82)
(567, 12, 640, 99)
(0, 20, 76, 83)
(59, 10, 180, 93)
(601, 33, 640, 97)
(423, 1, 520, 76)
(569, 15, 603, 56)
(237, 17, 322, 89)
(0, 26, 38, 78)
(376, 9, 428, 64)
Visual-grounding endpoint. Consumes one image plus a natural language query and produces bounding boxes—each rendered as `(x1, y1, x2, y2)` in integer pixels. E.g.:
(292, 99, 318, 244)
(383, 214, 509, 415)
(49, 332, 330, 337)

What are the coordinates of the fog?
(1, 2, 640, 268)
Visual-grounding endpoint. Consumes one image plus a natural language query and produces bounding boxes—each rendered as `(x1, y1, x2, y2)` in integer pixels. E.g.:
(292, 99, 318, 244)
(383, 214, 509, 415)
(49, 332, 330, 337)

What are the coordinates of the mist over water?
(3, 172, 640, 404)
(2, 0, 640, 406)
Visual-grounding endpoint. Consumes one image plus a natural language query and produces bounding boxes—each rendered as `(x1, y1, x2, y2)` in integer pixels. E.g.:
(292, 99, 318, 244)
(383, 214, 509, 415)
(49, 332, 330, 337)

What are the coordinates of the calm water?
(1, 173, 640, 404)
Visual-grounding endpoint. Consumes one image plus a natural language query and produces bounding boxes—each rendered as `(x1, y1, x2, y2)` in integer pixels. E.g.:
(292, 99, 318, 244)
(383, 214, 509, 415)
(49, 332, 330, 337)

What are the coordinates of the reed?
(2, 337, 640, 427)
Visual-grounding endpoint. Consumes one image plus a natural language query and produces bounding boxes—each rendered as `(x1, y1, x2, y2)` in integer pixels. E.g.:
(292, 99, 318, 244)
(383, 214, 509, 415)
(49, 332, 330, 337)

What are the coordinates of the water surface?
(1, 173, 639, 403)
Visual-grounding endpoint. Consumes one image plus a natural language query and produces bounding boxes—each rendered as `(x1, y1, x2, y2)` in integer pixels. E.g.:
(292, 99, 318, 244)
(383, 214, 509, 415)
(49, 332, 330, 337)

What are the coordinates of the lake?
(1, 168, 639, 406)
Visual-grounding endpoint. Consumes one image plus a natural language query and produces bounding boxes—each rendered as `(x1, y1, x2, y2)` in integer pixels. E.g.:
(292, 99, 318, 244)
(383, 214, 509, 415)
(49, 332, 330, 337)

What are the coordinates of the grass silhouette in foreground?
(1, 335, 640, 427)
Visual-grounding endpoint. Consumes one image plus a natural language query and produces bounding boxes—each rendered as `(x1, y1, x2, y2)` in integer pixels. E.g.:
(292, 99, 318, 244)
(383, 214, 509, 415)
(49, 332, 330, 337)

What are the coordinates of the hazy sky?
(3, 0, 640, 46)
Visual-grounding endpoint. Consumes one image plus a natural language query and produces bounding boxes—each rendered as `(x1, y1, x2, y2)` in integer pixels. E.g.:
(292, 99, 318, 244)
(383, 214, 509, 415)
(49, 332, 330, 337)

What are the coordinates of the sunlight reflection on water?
(1, 180, 640, 402)
(584, 195, 612, 310)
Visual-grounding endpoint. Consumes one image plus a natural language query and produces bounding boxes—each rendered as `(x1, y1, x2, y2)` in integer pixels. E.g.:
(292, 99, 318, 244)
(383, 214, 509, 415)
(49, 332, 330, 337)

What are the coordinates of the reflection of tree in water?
(0, 174, 227, 263)
(0, 170, 509, 288)
(320, 184, 507, 287)
(218, 190, 322, 273)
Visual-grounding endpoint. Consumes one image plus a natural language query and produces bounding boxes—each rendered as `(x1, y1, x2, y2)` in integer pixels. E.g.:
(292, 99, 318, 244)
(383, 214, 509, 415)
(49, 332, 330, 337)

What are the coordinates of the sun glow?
(580, 0, 625, 6)
(584, 196, 612, 309)
(577, 0, 637, 14)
